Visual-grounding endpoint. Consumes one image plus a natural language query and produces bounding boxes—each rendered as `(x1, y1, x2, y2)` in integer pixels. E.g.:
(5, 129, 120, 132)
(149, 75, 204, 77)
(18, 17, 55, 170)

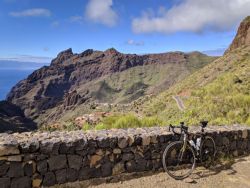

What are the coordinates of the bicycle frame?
(179, 134, 188, 161)
(181, 131, 206, 158)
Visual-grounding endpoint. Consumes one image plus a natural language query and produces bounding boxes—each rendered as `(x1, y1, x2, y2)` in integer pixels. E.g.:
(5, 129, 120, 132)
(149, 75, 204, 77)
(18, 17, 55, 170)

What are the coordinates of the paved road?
(56, 155, 250, 188)
(172, 96, 185, 111)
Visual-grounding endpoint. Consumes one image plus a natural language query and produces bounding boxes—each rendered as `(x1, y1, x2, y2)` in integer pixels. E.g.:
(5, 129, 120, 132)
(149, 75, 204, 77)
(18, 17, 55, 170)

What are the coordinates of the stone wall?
(0, 125, 249, 188)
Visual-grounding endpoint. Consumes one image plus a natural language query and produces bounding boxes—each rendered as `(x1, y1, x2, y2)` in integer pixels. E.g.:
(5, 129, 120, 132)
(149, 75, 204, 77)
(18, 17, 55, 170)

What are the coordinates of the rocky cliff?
(7, 48, 215, 125)
(225, 16, 250, 53)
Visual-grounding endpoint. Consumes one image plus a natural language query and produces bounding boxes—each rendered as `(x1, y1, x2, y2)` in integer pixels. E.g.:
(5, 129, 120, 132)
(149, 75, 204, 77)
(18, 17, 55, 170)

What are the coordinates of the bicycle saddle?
(200, 121, 208, 128)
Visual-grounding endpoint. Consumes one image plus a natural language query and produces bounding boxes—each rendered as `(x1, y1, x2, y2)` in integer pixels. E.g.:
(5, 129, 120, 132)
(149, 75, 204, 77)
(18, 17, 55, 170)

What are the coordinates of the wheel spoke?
(162, 141, 196, 180)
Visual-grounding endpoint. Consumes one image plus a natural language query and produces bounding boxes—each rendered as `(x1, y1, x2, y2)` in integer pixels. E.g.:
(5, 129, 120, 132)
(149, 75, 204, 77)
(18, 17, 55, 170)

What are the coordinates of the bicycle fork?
(178, 134, 188, 162)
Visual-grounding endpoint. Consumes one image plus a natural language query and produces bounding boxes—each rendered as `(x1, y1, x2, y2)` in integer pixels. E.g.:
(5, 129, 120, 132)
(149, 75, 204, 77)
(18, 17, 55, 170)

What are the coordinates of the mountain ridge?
(7, 48, 215, 125)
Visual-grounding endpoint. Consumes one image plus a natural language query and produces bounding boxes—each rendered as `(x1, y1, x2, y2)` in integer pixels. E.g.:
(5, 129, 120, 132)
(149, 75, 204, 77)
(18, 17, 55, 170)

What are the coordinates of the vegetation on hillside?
(86, 114, 164, 130)
(52, 53, 215, 123)
(140, 47, 250, 126)
(82, 52, 216, 104)
(40, 47, 250, 130)
(39, 46, 250, 131)
(40, 114, 164, 131)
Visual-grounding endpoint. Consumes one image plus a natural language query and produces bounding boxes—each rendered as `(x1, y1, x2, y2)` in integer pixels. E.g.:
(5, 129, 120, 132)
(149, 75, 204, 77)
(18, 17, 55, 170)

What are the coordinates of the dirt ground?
(55, 155, 250, 188)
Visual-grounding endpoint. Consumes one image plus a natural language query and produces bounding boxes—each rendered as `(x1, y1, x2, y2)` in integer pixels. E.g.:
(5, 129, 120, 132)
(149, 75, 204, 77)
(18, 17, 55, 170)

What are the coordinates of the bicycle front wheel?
(162, 141, 196, 180)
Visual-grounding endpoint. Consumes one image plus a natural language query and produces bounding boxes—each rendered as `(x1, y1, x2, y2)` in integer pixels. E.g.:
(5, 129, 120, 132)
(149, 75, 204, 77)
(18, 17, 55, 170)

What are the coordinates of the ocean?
(0, 69, 34, 100)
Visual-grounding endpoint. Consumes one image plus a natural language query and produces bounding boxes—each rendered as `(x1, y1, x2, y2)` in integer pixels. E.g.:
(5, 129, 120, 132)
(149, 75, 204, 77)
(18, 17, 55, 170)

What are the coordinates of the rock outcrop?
(51, 48, 74, 66)
(225, 16, 250, 53)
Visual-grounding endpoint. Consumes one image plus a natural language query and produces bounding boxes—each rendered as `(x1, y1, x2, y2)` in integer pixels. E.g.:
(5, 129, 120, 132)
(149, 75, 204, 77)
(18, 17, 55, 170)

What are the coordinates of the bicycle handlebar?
(169, 123, 188, 135)
(169, 121, 209, 135)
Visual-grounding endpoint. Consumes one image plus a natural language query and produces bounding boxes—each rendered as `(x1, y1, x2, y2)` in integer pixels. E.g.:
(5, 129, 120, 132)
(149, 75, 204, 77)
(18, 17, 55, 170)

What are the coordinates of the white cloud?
(85, 0, 117, 26)
(127, 39, 144, 46)
(0, 55, 52, 63)
(9, 8, 51, 17)
(132, 0, 250, 34)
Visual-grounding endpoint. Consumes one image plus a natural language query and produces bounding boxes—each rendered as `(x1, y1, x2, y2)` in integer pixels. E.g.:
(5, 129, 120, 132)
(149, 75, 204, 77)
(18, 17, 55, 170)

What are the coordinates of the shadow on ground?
(55, 156, 249, 188)
(191, 156, 244, 181)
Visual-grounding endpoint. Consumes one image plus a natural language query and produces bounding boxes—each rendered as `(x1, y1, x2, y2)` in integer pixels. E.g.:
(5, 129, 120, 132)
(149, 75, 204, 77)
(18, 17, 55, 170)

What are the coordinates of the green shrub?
(141, 116, 163, 127)
(81, 114, 167, 130)
(95, 123, 106, 130)
(62, 122, 78, 131)
(82, 123, 91, 131)
(102, 114, 121, 129)
(113, 114, 142, 129)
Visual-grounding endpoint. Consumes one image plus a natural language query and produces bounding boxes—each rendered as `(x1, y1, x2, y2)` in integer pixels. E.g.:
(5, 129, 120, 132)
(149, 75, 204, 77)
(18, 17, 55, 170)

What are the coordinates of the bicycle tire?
(200, 136, 216, 167)
(162, 141, 196, 180)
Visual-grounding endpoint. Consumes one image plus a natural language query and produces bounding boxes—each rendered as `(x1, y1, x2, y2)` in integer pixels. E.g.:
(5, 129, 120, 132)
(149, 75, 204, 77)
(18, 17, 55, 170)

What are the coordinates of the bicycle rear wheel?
(200, 136, 216, 167)
(162, 141, 196, 180)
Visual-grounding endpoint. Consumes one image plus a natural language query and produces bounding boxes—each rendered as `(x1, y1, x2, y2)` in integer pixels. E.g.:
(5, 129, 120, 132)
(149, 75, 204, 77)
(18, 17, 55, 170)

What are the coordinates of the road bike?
(162, 121, 216, 180)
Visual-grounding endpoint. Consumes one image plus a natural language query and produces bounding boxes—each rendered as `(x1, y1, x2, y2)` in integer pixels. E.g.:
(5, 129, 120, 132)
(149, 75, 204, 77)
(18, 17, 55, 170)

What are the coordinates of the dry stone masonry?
(0, 125, 250, 188)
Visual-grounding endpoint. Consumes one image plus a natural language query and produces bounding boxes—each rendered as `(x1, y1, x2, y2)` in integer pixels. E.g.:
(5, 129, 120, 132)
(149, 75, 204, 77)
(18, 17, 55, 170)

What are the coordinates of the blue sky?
(0, 0, 250, 63)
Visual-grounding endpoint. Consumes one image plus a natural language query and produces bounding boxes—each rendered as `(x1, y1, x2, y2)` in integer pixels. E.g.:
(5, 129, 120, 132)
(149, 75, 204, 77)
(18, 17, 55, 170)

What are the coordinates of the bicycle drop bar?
(169, 123, 188, 135)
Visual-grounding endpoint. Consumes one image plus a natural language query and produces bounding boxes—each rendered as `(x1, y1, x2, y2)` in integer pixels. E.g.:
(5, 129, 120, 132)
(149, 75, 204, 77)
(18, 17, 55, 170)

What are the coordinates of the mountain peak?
(78, 49, 94, 57)
(51, 48, 74, 65)
(57, 48, 73, 57)
(104, 48, 119, 54)
(225, 16, 250, 54)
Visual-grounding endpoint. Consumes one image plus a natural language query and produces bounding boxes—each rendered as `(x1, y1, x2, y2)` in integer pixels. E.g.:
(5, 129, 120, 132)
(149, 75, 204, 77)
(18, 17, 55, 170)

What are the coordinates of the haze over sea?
(0, 61, 49, 100)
